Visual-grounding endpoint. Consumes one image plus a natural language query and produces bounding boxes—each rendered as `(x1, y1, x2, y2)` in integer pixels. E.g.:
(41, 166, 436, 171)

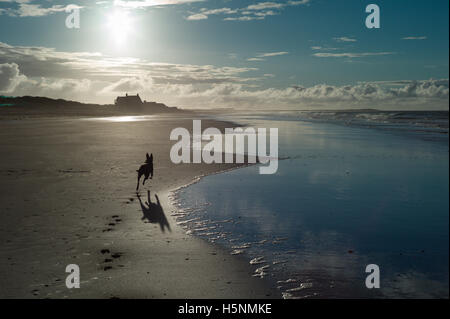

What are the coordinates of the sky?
(0, 0, 448, 109)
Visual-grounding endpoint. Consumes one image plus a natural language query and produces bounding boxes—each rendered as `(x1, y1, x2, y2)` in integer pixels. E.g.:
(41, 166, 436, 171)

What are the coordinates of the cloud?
(313, 52, 394, 58)
(402, 36, 427, 40)
(246, 0, 309, 10)
(246, 2, 285, 11)
(186, 13, 207, 20)
(385, 79, 449, 99)
(289, 79, 449, 101)
(247, 51, 289, 61)
(258, 51, 289, 57)
(333, 37, 357, 42)
(16, 4, 68, 17)
(164, 79, 448, 109)
(0, 42, 447, 110)
(113, 0, 205, 8)
(0, 41, 258, 85)
(0, 0, 200, 16)
(0, 2, 83, 17)
(311, 46, 338, 51)
(186, 7, 237, 20)
(0, 41, 260, 103)
(201, 7, 238, 15)
(186, 0, 310, 22)
(0, 0, 32, 2)
(0, 63, 28, 92)
(224, 15, 264, 21)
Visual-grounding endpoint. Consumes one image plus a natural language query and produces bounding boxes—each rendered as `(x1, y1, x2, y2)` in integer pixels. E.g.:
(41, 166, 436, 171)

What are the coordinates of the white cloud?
(0, 0, 202, 16)
(186, 13, 207, 20)
(247, 51, 289, 62)
(224, 15, 264, 21)
(402, 36, 427, 40)
(186, 7, 238, 20)
(0, 42, 447, 110)
(16, 4, 68, 17)
(311, 46, 338, 51)
(246, 2, 285, 11)
(288, 0, 310, 5)
(333, 37, 357, 42)
(0, 2, 83, 17)
(0, 63, 28, 92)
(258, 51, 289, 57)
(187, 0, 310, 22)
(162, 79, 448, 109)
(247, 0, 309, 10)
(201, 7, 237, 15)
(113, 0, 205, 8)
(313, 52, 394, 58)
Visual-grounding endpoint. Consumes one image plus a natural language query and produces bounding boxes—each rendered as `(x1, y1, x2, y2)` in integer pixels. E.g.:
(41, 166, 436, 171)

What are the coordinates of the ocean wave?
(298, 110, 449, 136)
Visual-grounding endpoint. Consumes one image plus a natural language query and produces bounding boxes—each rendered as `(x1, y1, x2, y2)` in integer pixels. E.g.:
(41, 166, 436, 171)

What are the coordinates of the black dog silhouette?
(136, 153, 153, 191)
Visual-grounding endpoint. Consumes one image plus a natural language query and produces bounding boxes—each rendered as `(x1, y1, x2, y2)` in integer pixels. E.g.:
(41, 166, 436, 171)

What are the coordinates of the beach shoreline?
(0, 111, 278, 299)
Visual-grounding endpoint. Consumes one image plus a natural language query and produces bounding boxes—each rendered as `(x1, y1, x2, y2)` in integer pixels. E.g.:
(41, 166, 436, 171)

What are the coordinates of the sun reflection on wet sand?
(83, 115, 157, 122)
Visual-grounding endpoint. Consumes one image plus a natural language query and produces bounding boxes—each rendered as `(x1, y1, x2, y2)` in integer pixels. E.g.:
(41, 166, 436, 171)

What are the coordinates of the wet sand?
(0, 112, 277, 298)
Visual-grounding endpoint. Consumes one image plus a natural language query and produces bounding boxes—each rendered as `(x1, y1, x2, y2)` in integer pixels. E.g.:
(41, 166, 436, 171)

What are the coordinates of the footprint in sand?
(111, 253, 123, 259)
(102, 215, 123, 232)
(99, 249, 124, 271)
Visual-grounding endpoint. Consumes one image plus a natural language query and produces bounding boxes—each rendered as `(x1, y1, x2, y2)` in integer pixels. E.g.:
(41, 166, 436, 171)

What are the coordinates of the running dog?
(136, 153, 153, 191)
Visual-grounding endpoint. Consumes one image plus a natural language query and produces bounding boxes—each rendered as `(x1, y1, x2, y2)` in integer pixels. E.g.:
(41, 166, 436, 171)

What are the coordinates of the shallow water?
(82, 115, 158, 122)
(173, 113, 449, 298)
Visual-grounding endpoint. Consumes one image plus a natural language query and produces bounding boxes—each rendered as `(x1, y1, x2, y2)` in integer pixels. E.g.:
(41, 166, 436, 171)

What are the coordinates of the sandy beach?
(0, 111, 277, 299)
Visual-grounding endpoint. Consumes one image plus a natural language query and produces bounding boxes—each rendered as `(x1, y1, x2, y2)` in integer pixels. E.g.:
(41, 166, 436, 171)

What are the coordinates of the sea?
(171, 110, 449, 298)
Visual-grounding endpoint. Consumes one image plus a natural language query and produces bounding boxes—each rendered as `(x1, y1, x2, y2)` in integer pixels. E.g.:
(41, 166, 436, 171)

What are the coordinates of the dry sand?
(0, 112, 277, 299)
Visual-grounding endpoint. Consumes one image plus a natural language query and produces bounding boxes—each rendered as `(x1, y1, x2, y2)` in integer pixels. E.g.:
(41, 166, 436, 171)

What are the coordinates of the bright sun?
(106, 10, 134, 46)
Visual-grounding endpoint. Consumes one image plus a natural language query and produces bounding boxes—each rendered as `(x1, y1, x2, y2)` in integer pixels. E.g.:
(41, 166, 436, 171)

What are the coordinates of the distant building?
(113, 93, 180, 113)
(114, 93, 143, 107)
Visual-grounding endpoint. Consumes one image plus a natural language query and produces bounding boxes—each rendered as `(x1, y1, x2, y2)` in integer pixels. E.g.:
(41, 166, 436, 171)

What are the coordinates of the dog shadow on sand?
(137, 190, 171, 232)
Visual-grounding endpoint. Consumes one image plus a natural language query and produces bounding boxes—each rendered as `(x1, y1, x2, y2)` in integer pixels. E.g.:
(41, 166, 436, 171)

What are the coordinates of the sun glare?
(106, 10, 134, 46)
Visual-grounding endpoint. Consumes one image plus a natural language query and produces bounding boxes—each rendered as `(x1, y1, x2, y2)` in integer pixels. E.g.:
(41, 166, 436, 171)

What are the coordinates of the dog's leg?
(143, 171, 150, 185)
(136, 171, 142, 191)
